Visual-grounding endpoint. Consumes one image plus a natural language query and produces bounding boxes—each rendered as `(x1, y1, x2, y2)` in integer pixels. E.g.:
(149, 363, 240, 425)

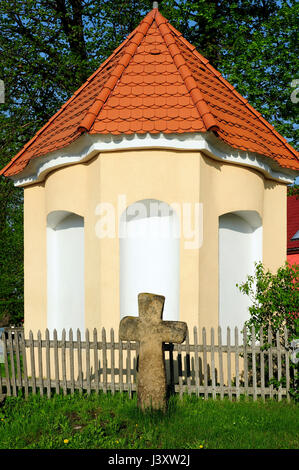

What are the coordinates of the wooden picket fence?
(0, 326, 294, 401)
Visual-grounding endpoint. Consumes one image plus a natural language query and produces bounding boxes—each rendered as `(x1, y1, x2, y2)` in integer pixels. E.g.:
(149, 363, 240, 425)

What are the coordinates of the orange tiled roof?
(1, 7, 298, 178)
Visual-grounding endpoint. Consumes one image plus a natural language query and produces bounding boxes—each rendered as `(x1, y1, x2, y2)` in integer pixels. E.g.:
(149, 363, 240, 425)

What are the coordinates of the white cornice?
(10, 132, 298, 187)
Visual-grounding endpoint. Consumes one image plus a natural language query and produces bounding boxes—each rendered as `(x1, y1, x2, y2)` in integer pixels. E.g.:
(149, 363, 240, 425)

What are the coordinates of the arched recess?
(218, 211, 262, 342)
(119, 199, 180, 321)
(47, 211, 85, 338)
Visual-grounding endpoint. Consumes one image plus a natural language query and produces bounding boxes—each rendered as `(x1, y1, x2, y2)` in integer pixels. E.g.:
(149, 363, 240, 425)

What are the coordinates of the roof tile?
(1, 8, 298, 178)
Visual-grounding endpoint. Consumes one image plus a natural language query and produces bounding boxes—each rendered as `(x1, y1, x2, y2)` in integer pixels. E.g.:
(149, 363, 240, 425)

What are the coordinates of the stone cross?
(119, 293, 187, 411)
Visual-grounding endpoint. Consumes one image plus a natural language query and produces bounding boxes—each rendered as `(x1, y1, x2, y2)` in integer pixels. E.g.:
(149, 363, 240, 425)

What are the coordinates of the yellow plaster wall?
(23, 149, 287, 335)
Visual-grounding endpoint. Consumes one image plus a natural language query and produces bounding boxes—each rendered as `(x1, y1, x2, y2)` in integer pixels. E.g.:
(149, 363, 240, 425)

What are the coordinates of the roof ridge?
(155, 11, 219, 133)
(0, 25, 140, 177)
(78, 10, 155, 133)
(168, 22, 298, 160)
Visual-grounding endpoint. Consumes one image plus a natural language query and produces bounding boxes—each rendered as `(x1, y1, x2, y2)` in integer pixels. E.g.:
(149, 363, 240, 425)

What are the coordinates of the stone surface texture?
(119, 292, 187, 411)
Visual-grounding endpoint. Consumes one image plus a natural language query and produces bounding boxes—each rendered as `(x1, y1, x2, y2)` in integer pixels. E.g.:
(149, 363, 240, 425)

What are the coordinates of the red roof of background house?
(1, 7, 299, 178)
(287, 195, 299, 254)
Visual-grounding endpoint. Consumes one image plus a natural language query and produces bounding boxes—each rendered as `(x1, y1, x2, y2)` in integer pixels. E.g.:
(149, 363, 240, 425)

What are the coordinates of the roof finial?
(153, 1, 159, 9)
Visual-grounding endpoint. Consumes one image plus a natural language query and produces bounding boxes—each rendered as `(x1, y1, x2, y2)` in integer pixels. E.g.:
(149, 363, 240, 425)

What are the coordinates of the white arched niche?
(218, 211, 262, 342)
(119, 199, 180, 321)
(47, 211, 85, 338)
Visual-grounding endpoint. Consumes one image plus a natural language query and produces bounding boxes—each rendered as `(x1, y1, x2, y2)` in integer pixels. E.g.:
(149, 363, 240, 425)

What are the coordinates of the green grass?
(0, 392, 298, 449)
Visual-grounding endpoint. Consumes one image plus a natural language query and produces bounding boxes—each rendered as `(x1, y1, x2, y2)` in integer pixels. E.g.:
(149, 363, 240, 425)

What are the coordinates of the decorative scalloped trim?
(10, 132, 296, 187)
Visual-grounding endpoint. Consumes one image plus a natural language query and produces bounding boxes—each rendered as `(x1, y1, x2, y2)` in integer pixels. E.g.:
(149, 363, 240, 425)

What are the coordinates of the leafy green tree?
(237, 262, 299, 344)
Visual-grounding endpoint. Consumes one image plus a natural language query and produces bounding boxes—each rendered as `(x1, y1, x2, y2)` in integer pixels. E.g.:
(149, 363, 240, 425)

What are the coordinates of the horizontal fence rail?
(0, 326, 294, 401)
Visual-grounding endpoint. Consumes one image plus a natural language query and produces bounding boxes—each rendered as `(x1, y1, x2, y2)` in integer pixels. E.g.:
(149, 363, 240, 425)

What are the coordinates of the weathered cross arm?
(159, 321, 187, 344)
(119, 316, 141, 342)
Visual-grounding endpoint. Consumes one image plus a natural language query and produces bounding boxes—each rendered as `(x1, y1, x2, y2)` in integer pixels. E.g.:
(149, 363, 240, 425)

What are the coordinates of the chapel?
(1, 6, 298, 339)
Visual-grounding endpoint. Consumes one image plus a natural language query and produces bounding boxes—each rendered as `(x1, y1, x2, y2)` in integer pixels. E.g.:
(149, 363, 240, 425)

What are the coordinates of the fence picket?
(211, 328, 216, 399)
(0, 326, 293, 401)
(193, 327, 200, 397)
(8, 331, 17, 397)
(202, 328, 208, 399)
(14, 330, 22, 393)
(0, 332, 3, 395)
(86, 329, 91, 395)
(45, 329, 51, 398)
(29, 330, 36, 395)
(276, 330, 282, 402)
(251, 327, 257, 401)
(20, 329, 29, 398)
(119, 336, 124, 393)
(259, 328, 265, 402)
(243, 328, 248, 398)
(185, 330, 191, 395)
(37, 330, 44, 396)
(93, 329, 99, 394)
(69, 329, 75, 395)
(53, 329, 59, 395)
(227, 327, 232, 400)
(218, 327, 224, 399)
(110, 329, 115, 395)
(284, 327, 290, 402)
(61, 329, 67, 396)
(77, 329, 83, 393)
(235, 327, 240, 401)
(126, 340, 132, 398)
(2, 331, 11, 396)
(102, 328, 107, 394)
(177, 341, 183, 398)
(268, 328, 273, 399)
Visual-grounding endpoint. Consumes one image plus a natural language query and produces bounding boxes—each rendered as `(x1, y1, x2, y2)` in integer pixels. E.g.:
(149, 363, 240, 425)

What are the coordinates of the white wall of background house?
(47, 211, 85, 338)
(119, 199, 180, 321)
(219, 211, 262, 343)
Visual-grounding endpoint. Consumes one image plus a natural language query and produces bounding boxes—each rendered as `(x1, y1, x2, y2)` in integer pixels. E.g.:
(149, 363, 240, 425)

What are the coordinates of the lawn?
(0, 392, 298, 449)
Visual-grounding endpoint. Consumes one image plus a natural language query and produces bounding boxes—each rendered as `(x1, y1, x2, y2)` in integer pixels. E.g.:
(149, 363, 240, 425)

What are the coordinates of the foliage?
(237, 262, 299, 344)
(0, 1, 298, 325)
(287, 184, 299, 198)
(0, 392, 298, 449)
